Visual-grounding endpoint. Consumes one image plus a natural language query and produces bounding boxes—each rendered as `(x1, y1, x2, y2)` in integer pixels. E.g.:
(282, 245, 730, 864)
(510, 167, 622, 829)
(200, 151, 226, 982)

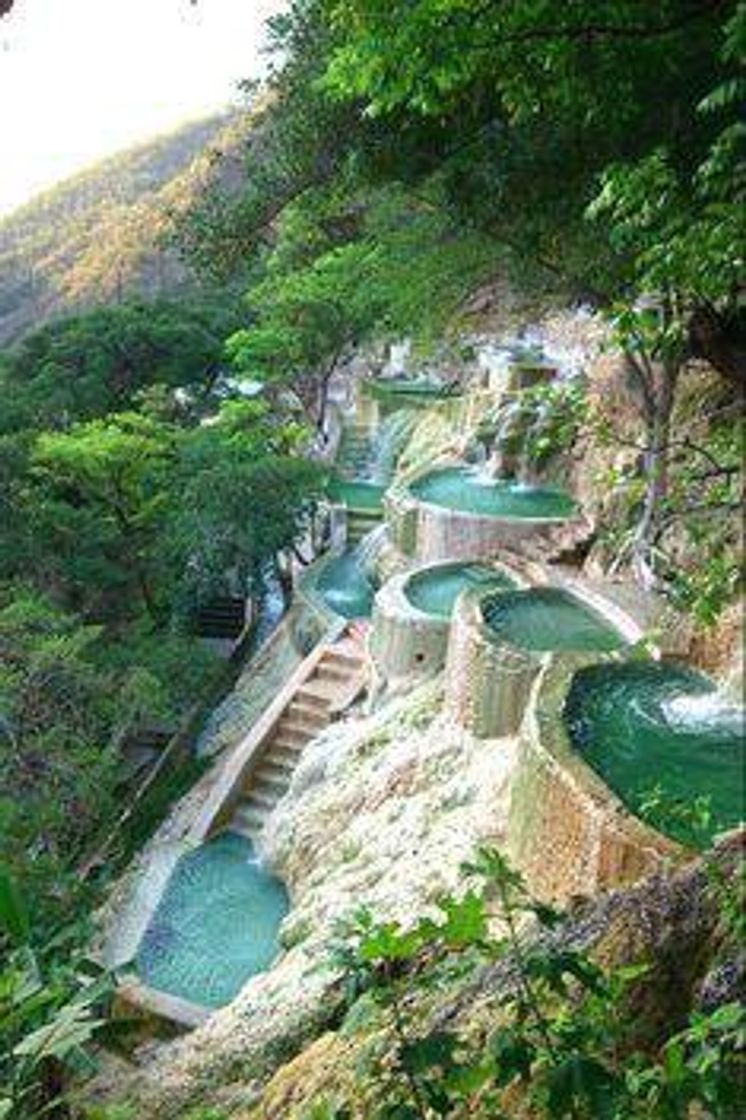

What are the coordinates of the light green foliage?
(324, 848, 744, 1119)
(228, 184, 496, 426)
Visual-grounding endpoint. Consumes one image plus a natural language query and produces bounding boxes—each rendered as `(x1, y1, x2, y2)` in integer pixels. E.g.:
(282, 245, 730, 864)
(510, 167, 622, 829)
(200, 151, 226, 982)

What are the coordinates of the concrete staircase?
(346, 505, 382, 544)
(228, 637, 367, 838)
(337, 423, 372, 477)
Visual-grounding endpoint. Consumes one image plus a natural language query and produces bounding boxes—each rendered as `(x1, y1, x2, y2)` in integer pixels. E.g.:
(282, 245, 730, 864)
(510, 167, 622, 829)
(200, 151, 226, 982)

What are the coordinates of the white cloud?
(0, 0, 284, 215)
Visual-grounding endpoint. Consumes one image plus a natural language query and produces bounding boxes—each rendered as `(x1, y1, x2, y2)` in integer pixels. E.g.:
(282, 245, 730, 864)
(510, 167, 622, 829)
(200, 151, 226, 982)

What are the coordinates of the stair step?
(251, 773, 288, 799)
(231, 803, 267, 835)
(286, 699, 328, 727)
(315, 663, 353, 683)
(271, 744, 305, 766)
(276, 717, 317, 740)
(324, 648, 364, 669)
(300, 678, 348, 703)
(259, 758, 295, 783)
(272, 732, 309, 753)
(243, 787, 277, 810)
(294, 686, 332, 711)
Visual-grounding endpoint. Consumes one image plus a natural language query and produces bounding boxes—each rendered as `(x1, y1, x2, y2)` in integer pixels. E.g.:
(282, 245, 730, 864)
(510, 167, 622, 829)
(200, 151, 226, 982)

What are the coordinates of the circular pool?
(410, 467, 575, 519)
(405, 562, 515, 620)
(482, 587, 625, 653)
(565, 662, 745, 846)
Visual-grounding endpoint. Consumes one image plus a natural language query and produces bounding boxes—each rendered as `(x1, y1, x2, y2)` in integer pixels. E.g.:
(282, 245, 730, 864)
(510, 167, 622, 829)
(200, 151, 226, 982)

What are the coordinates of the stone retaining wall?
(385, 461, 586, 565)
(444, 586, 542, 738)
(369, 571, 450, 692)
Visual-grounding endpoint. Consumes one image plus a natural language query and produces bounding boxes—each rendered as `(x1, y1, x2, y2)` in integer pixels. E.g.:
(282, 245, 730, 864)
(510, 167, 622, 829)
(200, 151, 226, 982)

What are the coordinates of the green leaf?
(491, 1031, 534, 1084)
(13, 1003, 106, 1061)
(436, 890, 488, 947)
(546, 1055, 619, 1118)
(0, 865, 30, 946)
(400, 1031, 459, 1075)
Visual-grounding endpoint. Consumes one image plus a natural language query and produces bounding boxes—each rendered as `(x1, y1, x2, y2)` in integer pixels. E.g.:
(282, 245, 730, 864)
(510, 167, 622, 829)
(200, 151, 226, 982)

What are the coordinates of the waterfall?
(353, 524, 388, 577)
(490, 397, 526, 480)
(516, 398, 554, 484)
(367, 409, 418, 483)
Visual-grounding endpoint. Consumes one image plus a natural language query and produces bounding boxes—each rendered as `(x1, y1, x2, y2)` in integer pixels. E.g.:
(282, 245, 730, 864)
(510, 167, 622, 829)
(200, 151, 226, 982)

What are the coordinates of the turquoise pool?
(316, 548, 375, 619)
(327, 478, 386, 511)
(482, 587, 625, 653)
(405, 563, 516, 620)
(409, 467, 575, 519)
(565, 662, 745, 847)
(137, 832, 289, 1008)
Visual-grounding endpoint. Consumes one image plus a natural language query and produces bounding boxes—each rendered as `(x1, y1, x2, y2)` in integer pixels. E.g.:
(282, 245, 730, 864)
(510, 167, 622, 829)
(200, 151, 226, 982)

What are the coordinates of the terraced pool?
(137, 832, 289, 1008)
(409, 467, 575, 519)
(565, 662, 745, 846)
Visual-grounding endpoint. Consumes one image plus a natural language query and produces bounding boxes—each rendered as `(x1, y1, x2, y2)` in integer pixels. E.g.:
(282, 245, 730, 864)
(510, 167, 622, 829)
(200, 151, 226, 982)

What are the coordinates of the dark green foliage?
(0, 298, 240, 435)
(323, 848, 744, 1119)
(0, 870, 113, 1120)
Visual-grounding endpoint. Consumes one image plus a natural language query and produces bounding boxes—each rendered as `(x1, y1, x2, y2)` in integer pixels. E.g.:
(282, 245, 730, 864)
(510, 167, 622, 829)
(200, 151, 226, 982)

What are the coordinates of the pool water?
(565, 662, 745, 847)
(406, 564, 515, 620)
(482, 587, 624, 652)
(316, 548, 375, 618)
(409, 467, 574, 518)
(369, 377, 459, 400)
(327, 478, 386, 511)
(137, 832, 289, 1008)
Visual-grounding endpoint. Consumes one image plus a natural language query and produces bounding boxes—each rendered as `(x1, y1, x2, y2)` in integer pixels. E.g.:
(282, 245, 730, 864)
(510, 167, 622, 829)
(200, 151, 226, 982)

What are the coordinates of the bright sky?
(0, 0, 285, 216)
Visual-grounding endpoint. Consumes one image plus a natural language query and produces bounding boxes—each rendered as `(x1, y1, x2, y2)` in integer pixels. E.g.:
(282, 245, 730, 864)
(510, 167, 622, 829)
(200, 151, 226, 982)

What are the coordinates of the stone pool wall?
(508, 655, 686, 904)
(444, 584, 544, 738)
(385, 464, 587, 565)
(369, 570, 450, 693)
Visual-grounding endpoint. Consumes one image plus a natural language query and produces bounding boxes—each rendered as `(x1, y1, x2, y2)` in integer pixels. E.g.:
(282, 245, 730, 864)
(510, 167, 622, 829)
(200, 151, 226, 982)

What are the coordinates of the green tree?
(0, 298, 240, 435)
(0, 589, 119, 921)
(30, 413, 177, 623)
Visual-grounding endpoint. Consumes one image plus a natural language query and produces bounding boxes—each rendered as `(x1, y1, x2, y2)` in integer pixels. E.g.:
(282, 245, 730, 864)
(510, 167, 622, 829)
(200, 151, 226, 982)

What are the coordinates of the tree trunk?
(630, 358, 680, 588)
(275, 552, 294, 608)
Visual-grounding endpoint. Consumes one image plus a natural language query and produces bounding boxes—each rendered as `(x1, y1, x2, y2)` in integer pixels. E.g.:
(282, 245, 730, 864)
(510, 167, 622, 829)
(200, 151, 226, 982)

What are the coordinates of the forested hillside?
(0, 111, 250, 344)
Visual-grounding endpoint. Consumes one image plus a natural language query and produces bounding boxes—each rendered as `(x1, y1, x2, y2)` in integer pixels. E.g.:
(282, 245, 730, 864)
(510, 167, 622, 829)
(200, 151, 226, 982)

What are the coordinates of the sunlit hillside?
(0, 110, 251, 344)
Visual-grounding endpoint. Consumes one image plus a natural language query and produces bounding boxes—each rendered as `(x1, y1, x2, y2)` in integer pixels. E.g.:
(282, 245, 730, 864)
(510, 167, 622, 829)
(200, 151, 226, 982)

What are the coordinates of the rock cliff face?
(91, 309, 742, 1117)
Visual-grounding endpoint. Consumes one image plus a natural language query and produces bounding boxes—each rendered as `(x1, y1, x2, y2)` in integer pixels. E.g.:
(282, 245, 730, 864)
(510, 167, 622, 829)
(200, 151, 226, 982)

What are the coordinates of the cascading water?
(564, 661, 745, 846)
(367, 409, 419, 483)
(410, 467, 575, 519)
(315, 526, 385, 619)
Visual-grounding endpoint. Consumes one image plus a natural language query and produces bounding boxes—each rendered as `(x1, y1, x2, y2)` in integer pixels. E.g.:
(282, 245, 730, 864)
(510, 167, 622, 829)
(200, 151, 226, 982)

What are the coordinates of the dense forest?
(0, 2, 743, 1119)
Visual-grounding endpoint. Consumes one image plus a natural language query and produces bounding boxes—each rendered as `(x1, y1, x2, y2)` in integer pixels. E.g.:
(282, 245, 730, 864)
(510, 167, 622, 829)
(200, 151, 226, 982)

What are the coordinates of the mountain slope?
(0, 110, 251, 345)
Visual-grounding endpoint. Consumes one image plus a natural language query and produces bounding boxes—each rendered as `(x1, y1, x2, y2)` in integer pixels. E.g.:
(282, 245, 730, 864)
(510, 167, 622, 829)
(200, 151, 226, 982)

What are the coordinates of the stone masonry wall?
(508, 657, 686, 904)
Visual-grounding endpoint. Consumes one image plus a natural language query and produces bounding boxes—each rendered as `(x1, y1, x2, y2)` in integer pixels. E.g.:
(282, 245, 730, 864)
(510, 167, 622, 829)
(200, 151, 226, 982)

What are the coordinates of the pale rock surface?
(116, 678, 517, 1116)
